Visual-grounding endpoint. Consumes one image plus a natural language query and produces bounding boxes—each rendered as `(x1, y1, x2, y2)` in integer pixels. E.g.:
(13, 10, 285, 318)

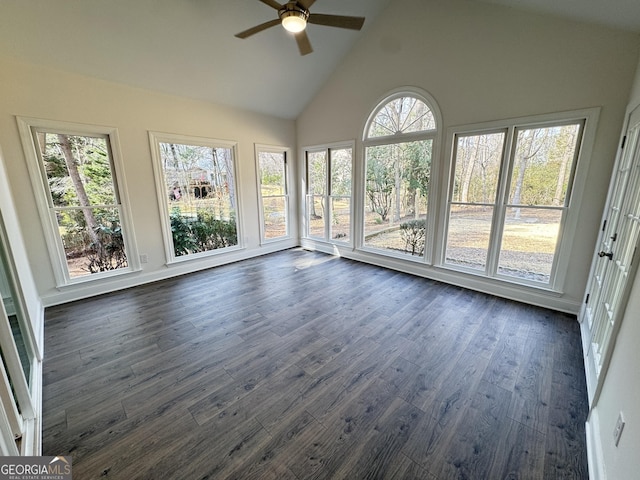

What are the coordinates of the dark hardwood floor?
(42, 248, 589, 479)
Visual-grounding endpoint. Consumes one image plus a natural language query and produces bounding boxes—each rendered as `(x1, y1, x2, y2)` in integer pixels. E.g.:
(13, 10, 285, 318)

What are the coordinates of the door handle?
(598, 251, 614, 260)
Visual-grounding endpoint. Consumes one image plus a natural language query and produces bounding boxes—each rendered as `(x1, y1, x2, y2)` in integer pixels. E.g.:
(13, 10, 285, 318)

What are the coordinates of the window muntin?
(304, 145, 353, 244)
(151, 135, 240, 260)
(363, 93, 437, 259)
(444, 119, 586, 286)
(257, 147, 290, 242)
(27, 127, 135, 283)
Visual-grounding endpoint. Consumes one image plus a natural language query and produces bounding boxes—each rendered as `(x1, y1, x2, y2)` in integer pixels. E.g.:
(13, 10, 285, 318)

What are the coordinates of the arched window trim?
(362, 87, 442, 144)
(359, 87, 443, 264)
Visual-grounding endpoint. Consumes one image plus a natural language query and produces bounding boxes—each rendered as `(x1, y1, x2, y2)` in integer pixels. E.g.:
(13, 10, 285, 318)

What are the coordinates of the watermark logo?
(0, 456, 72, 480)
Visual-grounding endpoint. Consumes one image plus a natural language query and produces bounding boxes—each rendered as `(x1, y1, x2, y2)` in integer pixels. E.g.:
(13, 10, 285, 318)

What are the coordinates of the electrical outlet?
(613, 412, 625, 446)
(139, 254, 148, 264)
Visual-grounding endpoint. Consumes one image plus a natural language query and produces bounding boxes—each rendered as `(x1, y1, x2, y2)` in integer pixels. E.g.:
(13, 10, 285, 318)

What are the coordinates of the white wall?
(587, 52, 640, 480)
(296, 0, 640, 312)
(0, 146, 43, 351)
(0, 54, 297, 305)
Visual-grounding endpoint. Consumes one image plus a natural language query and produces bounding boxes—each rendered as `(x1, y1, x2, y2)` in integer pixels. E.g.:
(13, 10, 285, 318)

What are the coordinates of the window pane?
(159, 142, 238, 257)
(0, 241, 33, 389)
(508, 124, 582, 207)
(259, 151, 286, 196)
(498, 207, 562, 282)
(308, 195, 325, 238)
(38, 133, 117, 207)
(262, 196, 287, 240)
(57, 207, 128, 278)
(258, 150, 288, 241)
(308, 151, 327, 196)
(330, 148, 352, 196)
(445, 205, 494, 270)
(331, 197, 350, 242)
(451, 132, 504, 204)
(368, 97, 435, 138)
(364, 140, 431, 256)
(37, 130, 129, 279)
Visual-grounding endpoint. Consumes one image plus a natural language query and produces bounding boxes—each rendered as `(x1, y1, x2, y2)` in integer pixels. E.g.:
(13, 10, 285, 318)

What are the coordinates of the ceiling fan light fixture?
(235, 1, 365, 56)
(281, 9, 308, 33)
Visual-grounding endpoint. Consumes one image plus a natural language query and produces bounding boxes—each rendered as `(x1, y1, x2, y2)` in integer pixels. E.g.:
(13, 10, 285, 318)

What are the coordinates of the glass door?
(580, 105, 640, 405)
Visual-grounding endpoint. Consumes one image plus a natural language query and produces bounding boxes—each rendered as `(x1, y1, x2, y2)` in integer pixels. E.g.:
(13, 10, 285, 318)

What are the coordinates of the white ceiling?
(1, 0, 639, 120)
(470, 0, 640, 34)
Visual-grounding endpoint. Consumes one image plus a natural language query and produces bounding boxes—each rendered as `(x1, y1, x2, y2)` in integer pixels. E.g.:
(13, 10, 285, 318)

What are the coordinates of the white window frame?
(303, 141, 354, 246)
(255, 144, 292, 244)
(17, 117, 140, 287)
(148, 131, 243, 264)
(438, 108, 600, 291)
(360, 87, 442, 263)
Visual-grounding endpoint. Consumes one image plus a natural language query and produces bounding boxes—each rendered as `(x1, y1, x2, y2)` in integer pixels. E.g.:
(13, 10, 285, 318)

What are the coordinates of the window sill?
(55, 265, 143, 290)
(165, 244, 245, 266)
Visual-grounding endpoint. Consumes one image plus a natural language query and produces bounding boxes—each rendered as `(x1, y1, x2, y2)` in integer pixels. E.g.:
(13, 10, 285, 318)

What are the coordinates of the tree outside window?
(37, 132, 129, 279)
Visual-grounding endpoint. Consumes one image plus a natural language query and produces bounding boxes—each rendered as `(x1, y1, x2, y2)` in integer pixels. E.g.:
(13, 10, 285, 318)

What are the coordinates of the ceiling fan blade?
(235, 18, 282, 39)
(297, 0, 316, 9)
(258, 0, 283, 10)
(295, 30, 313, 56)
(308, 13, 365, 30)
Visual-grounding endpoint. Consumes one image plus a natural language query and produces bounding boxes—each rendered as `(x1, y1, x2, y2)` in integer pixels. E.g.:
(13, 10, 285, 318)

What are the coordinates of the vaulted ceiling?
(1, 0, 639, 120)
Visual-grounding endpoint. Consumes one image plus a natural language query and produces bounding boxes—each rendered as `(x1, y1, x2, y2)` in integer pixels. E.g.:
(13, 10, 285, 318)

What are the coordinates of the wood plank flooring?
(42, 248, 589, 479)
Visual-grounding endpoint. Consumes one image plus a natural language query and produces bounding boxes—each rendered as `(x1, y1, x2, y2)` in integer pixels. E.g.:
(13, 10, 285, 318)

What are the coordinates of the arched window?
(362, 90, 440, 259)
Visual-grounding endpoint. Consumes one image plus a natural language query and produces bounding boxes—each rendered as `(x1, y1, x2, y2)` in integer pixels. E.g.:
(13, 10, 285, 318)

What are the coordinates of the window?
(256, 145, 290, 242)
(445, 131, 506, 271)
(305, 144, 353, 243)
(443, 112, 595, 287)
(18, 118, 138, 285)
(150, 133, 241, 262)
(362, 92, 439, 258)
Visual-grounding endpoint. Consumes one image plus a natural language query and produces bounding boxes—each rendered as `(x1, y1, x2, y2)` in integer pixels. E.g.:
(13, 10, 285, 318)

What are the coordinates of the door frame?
(579, 105, 640, 407)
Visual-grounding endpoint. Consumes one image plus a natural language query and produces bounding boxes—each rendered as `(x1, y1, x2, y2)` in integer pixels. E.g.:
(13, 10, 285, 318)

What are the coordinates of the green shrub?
(86, 222, 128, 273)
(170, 208, 197, 256)
(170, 207, 237, 256)
(400, 219, 426, 256)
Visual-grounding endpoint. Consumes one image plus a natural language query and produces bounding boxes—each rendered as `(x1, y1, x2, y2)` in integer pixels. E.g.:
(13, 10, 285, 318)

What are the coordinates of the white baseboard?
(586, 409, 606, 480)
(300, 240, 581, 314)
(40, 240, 299, 307)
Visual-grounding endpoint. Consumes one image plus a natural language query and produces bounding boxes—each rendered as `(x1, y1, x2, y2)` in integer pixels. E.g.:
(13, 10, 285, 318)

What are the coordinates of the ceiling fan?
(235, 0, 365, 56)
